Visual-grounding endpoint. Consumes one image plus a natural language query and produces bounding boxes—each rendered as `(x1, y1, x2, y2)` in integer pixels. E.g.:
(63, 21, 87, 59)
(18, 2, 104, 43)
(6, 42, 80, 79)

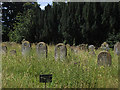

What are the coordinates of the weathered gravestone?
(10, 49, 17, 55)
(101, 42, 109, 51)
(55, 43, 67, 61)
(66, 44, 71, 50)
(97, 51, 112, 66)
(36, 42, 47, 58)
(66, 44, 70, 48)
(114, 42, 120, 56)
(22, 41, 31, 56)
(2, 44, 7, 54)
(71, 46, 80, 54)
(79, 44, 88, 51)
(88, 45, 96, 55)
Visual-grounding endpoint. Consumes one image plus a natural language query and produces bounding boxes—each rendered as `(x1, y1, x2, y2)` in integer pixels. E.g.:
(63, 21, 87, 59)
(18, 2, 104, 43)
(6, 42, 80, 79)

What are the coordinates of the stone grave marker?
(97, 51, 112, 66)
(101, 42, 109, 51)
(79, 44, 88, 51)
(88, 45, 96, 55)
(2, 44, 7, 54)
(114, 42, 120, 56)
(21, 40, 31, 56)
(71, 46, 80, 54)
(55, 43, 67, 61)
(36, 42, 47, 58)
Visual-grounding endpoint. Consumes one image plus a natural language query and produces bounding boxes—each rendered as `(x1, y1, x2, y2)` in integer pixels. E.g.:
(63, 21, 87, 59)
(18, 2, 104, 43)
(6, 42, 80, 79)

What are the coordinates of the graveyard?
(1, 2, 120, 89)
(1, 41, 119, 88)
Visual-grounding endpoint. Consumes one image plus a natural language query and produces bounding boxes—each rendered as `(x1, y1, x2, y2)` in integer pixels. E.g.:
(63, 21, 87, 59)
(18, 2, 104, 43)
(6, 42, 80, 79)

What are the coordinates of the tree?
(2, 2, 25, 41)
(9, 2, 41, 43)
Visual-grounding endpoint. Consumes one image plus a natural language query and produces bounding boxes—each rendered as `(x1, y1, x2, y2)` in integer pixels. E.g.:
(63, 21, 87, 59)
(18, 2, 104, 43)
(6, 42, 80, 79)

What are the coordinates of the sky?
(37, 0, 53, 10)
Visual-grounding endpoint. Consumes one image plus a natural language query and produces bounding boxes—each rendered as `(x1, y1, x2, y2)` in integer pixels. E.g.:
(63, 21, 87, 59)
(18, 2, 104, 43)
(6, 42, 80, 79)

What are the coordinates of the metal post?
(45, 81, 46, 88)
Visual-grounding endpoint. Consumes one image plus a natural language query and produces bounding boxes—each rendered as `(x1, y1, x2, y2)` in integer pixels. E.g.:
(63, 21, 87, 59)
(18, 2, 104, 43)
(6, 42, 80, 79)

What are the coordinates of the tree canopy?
(2, 2, 120, 48)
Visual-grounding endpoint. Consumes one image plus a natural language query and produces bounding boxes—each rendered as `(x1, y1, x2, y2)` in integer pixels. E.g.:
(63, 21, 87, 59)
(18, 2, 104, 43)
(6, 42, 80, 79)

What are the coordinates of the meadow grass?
(2, 42, 118, 88)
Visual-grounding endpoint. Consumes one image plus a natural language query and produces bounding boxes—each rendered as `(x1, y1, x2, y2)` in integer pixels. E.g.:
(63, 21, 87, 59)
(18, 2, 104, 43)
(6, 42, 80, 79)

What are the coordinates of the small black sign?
(40, 74, 52, 83)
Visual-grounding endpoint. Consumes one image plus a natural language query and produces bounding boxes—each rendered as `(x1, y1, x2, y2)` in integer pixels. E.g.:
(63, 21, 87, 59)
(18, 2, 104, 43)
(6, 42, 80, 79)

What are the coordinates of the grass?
(2, 42, 118, 88)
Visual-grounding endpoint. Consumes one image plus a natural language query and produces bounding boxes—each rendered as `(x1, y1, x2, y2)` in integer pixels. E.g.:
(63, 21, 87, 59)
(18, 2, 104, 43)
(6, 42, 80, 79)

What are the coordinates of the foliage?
(2, 43, 118, 88)
(2, 2, 25, 41)
(2, 2, 120, 47)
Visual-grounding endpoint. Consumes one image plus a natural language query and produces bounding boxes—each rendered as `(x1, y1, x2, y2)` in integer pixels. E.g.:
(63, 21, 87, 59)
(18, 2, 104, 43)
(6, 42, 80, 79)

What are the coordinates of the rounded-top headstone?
(88, 45, 95, 51)
(101, 42, 109, 51)
(97, 51, 112, 66)
(79, 44, 88, 51)
(114, 42, 120, 56)
(55, 43, 67, 61)
(22, 40, 31, 56)
(66, 44, 70, 49)
(88, 45, 95, 55)
(36, 42, 47, 58)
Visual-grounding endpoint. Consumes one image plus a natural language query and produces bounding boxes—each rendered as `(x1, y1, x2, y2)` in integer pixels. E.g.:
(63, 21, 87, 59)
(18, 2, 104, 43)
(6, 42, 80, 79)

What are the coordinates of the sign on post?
(39, 74, 52, 88)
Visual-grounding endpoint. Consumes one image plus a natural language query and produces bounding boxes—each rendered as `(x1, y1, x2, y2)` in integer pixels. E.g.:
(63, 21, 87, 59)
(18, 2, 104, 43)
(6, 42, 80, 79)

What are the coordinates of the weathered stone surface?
(21, 41, 31, 56)
(71, 46, 80, 54)
(66, 44, 71, 49)
(36, 42, 47, 58)
(114, 42, 120, 56)
(88, 45, 96, 55)
(55, 43, 67, 61)
(97, 51, 112, 66)
(79, 44, 88, 51)
(101, 42, 109, 51)
(2, 44, 7, 54)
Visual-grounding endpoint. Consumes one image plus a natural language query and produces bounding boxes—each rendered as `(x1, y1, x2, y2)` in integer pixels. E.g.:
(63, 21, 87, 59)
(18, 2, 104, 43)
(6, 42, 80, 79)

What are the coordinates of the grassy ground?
(2, 42, 118, 88)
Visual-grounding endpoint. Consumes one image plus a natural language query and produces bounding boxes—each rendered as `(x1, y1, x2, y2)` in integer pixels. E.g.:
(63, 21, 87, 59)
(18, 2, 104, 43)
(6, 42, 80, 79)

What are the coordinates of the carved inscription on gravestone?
(22, 41, 31, 56)
(97, 51, 112, 66)
(36, 42, 47, 58)
(55, 43, 67, 61)
(88, 45, 96, 55)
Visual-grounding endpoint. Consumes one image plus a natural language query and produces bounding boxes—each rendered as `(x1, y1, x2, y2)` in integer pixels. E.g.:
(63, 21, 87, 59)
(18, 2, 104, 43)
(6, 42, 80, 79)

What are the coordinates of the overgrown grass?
(2, 42, 118, 88)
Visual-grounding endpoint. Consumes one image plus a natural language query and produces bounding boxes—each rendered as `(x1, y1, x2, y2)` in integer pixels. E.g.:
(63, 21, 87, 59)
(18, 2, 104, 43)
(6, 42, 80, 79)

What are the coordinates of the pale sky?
(37, 0, 53, 10)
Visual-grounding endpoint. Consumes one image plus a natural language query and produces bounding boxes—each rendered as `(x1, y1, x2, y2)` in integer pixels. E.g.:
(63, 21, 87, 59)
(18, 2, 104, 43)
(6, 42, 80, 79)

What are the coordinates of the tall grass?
(2, 42, 118, 88)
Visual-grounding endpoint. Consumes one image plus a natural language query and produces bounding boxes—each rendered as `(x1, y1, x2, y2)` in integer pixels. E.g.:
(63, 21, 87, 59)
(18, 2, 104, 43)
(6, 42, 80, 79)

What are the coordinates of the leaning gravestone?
(2, 44, 7, 54)
(101, 42, 109, 51)
(97, 51, 112, 66)
(10, 49, 17, 55)
(22, 41, 31, 56)
(55, 43, 67, 61)
(114, 42, 120, 56)
(36, 42, 47, 58)
(88, 45, 96, 55)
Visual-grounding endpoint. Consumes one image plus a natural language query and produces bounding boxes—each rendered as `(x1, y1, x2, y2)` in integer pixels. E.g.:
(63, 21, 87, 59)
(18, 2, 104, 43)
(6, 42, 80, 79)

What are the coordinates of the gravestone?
(101, 42, 109, 51)
(71, 46, 80, 54)
(114, 42, 120, 56)
(2, 44, 7, 54)
(97, 51, 112, 66)
(55, 43, 67, 61)
(88, 45, 96, 55)
(66, 44, 71, 50)
(36, 42, 47, 58)
(79, 44, 88, 51)
(9, 49, 17, 55)
(21, 40, 31, 56)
